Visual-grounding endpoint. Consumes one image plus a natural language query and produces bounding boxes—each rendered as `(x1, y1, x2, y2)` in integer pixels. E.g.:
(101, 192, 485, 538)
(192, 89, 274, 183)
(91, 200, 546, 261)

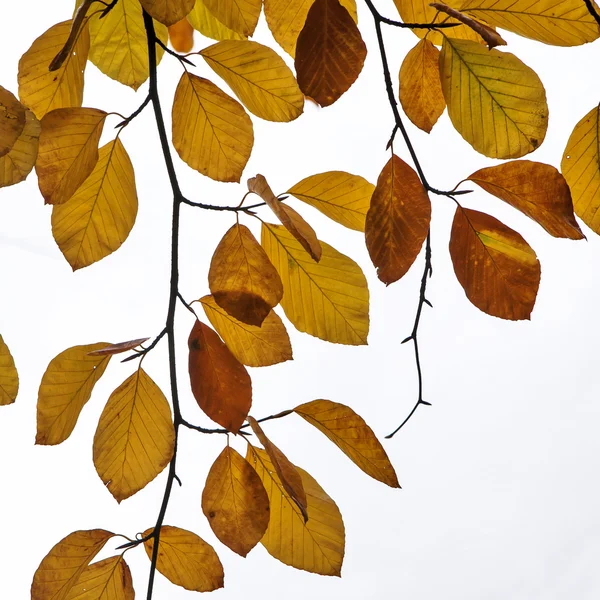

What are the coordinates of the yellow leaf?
(36, 107, 107, 205)
(203, 0, 262, 36)
(264, 0, 357, 57)
(467, 160, 584, 239)
(18, 20, 89, 120)
(0, 335, 18, 406)
(0, 109, 40, 188)
(287, 171, 374, 232)
(208, 223, 283, 326)
(31, 530, 114, 600)
(88, 0, 168, 90)
(93, 367, 175, 502)
(399, 39, 446, 133)
(168, 19, 195, 52)
(142, 526, 224, 592)
(139, 0, 196, 26)
(65, 556, 134, 600)
(202, 446, 270, 556)
(295, 399, 400, 487)
(172, 72, 253, 183)
(439, 37, 548, 159)
(200, 295, 292, 367)
(51, 139, 138, 270)
(561, 105, 600, 234)
(261, 223, 369, 345)
(87, 338, 150, 356)
(365, 155, 431, 285)
(0, 86, 25, 158)
(36, 343, 111, 445)
(200, 40, 304, 122)
(247, 446, 345, 576)
(461, 0, 600, 47)
(187, 0, 246, 41)
(449, 207, 540, 320)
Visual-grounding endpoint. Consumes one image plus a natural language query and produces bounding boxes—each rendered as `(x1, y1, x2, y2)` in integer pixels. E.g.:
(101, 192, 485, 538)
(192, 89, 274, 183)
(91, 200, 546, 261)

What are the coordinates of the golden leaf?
(87, 338, 150, 356)
(0, 109, 40, 188)
(561, 105, 600, 234)
(93, 367, 175, 502)
(18, 20, 89, 120)
(208, 223, 283, 326)
(295, 399, 400, 487)
(449, 207, 540, 320)
(142, 526, 224, 592)
(200, 295, 293, 367)
(36, 107, 107, 206)
(203, 0, 262, 36)
(248, 446, 345, 576)
(439, 37, 548, 159)
(365, 155, 431, 285)
(467, 160, 584, 239)
(36, 343, 111, 445)
(200, 40, 304, 122)
(187, 0, 246, 41)
(399, 39, 446, 133)
(202, 446, 270, 556)
(88, 0, 167, 90)
(172, 72, 253, 183)
(65, 556, 134, 600)
(0, 86, 25, 158)
(261, 223, 369, 345)
(168, 19, 195, 52)
(295, 0, 366, 107)
(188, 319, 252, 432)
(0, 335, 18, 406)
(139, 0, 196, 26)
(287, 171, 374, 232)
(51, 139, 138, 270)
(31, 530, 114, 600)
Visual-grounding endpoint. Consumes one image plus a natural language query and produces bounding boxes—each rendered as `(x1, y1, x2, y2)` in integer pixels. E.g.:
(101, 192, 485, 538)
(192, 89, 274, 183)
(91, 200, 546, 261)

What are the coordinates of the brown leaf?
(49, 1, 93, 71)
(65, 555, 134, 600)
(188, 320, 252, 432)
(365, 155, 431, 284)
(169, 19, 195, 52)
(247, 416, 308, 521)
(295, 0, 366, 106)
(202, 446, 270, 556)
(0, 86, 25, 158)
(449, 207, 541, 320)
(0, 109, 41, 188)
(87, 338, 150, 356)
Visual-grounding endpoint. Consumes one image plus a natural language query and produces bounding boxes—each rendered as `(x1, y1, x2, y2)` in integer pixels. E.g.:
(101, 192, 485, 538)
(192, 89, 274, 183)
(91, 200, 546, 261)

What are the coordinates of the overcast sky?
(1, 1, 600, 599)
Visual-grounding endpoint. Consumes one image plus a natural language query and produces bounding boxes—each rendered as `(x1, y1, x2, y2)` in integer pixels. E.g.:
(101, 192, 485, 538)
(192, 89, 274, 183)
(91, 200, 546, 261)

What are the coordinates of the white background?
(1, 1, 600, 599)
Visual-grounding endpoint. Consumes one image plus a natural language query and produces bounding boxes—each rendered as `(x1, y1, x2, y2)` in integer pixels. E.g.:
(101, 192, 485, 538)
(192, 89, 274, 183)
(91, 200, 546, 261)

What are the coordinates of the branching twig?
(239, 409, 294, 429)
(115, 94, 151, 128)
(121, 327, 167, 363)
(155, 38, 196, 66)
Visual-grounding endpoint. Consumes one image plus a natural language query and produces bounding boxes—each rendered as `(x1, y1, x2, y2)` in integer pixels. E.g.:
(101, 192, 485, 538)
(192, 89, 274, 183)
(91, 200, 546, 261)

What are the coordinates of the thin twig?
(180, 196, 268, 212)
(379, 15, 460, 29)
(155, 38, 196, 66)
(239, 409, 294, 429)
(181, 418, 249, 435)
(121, 327, 167, 363)
(584, 0, 600, 27)
(115, 94, 151, 128)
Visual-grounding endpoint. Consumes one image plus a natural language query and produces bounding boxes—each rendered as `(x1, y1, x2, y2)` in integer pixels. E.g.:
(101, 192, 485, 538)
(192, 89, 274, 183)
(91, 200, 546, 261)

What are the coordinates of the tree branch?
(584, 0, 600, 27)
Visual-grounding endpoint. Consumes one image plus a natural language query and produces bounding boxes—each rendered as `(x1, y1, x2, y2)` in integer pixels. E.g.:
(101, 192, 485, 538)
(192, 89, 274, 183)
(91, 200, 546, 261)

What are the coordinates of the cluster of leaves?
(0, 0, 599, 597)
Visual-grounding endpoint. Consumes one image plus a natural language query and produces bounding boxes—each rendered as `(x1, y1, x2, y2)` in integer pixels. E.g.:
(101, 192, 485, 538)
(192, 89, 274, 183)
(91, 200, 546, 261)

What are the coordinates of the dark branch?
(155, 38, 195, 66)
(115, 94, 151, 128)
(181, 418, 250, 435)
(121, 327, 167, 363)
(379, 15, 460, 29)
(584, 0, 600, 27)
(239, 409, 294, 429)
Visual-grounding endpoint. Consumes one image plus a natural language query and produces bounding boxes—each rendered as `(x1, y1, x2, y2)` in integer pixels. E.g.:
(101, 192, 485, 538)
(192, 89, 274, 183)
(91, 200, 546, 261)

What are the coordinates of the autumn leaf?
(187, 0, 246, 41)
(0, 335, 18, 406)
(202, 446, 270, 556)
(49, 2, 93, 71)
(36, 107, 107, 206)
(449, 207, 541, 320)
(262, 222, 369, 345)
(295, 400, 400, 487)
(203, 0, 262, 36)
(93, 367, 175, 502)
(439, 38, 548, 159)
(399, 39, 446, 133)
(142, 526, 224, 592)
(139, 0, 195, 26)
(0, 109, 40, 188)
(208, 223, 283, 326)
(87, 338, 150, 356)
(365, 155, 431, 285)
(65, 556, 134, 600)
(201, 40, 304, 122)
(295, 0, 366, 107)
(200, 295, 292, 367)
(248, 446, 345, 576)
(31, 530, 114, 600)
(188, 319, 252, 432)
(52, 139, 138, 270)
(36, 343, 112, 445)
(0, 86, 25, 158)
(169, 18, 195, 52)
(467, 160, 584, 239)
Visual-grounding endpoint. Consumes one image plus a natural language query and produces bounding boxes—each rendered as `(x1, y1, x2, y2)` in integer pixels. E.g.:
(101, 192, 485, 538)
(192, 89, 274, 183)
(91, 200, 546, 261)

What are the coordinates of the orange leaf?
(168, 18, 195, 52)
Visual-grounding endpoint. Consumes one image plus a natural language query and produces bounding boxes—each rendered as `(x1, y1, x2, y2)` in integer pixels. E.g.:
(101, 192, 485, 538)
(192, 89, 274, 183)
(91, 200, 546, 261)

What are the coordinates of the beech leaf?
(0, 109, 40, 188)
(65, 555, 134, 600)
(202, 0, 262, 36)
(139, 0, 196, 26)
(0, 335, 18, 406)
(168, 19, 195, 52)
(0, 86, 25, 158)
(187, 0, 246, 41)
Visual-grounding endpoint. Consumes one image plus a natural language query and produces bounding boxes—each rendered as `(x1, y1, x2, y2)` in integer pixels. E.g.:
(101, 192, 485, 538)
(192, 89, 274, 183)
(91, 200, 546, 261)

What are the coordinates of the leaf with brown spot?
(0, 109, 40, 188)
(0, 335, 18, 406)
(87, 338, 150, 356)
(140, 0, 196, 26)
(65, 555, 134, 600)
(0, 86, 25, 158)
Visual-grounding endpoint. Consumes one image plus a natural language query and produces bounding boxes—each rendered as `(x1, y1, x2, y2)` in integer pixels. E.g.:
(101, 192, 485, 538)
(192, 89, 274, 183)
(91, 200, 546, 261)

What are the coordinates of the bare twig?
(115, 94, 151, 128)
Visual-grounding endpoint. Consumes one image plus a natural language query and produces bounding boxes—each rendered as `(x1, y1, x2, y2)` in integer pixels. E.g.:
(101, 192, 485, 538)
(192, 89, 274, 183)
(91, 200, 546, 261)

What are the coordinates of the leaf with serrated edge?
(0, 109, 40, 188)
(0, 86, 25, 157)
(0, 335, 18, 406)
(36, 343, 111, 445)
(262, 222, 369, 345)
(203, 0, 262, 36)
(247, 445, 345, 576)
(562, 105, 600, 234)
(51, 139, 138, 270)
(449, 207, 540, 320)
(201, 40, 304, 122)
(295, 400, 400, 487)
(93, 367, 175, 502)
(467, 160, 584, 240)
(65, 556, 134, 600)
(439, 38, 548, 159)
(142, 526, 224, 592)
(31, 530, 114, 600)
(202, 446, 270, 556)
(187, 0, 246, 41)
(140, 0, 195, 26)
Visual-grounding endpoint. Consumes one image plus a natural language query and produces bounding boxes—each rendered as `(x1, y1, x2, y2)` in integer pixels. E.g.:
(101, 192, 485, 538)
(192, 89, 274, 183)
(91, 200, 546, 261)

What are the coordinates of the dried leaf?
(203, 0, 262, 36)
(0, 335, 18, 406)
(65, 555, 134, 600)
(168, 18, 195, 52)
(0, 109, 40, 188)
(49, 2, 93, 71)
(187, 0, 246, 41)
(87, 338, 150, 356)
(139, 0, 196, 26)
(0, 86, 25, 158)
